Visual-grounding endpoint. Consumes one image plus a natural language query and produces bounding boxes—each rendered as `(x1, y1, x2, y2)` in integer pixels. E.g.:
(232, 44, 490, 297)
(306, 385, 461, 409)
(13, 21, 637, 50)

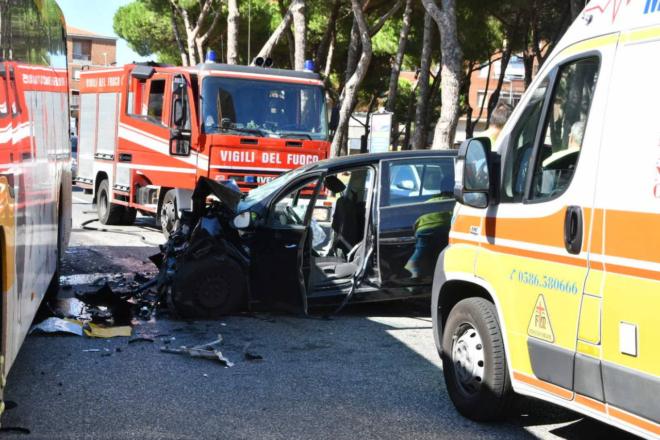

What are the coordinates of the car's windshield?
(201, 76, 328, 140)
(237, 165, 311, 211)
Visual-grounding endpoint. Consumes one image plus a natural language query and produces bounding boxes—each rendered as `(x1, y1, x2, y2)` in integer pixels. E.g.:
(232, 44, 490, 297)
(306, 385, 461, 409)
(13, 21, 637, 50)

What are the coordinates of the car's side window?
(501, 77, 550, 203)
(529, 57, 599, 201)
(268, 179, 319, 227)
(382, 158, 454, 207)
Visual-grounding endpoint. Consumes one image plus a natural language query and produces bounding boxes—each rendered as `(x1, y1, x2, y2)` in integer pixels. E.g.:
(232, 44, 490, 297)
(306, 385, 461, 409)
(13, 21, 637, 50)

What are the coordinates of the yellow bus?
(0, 0, 71, 409)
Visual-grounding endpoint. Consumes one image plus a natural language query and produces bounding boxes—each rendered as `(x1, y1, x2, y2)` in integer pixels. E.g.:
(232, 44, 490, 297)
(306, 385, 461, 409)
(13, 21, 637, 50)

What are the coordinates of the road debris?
(160, 334, 234, 367)
(128, 336, 155, 344)
(243, 343, 264, 362)
(84, 323, 132, 338)
(29, 317, 84, 336)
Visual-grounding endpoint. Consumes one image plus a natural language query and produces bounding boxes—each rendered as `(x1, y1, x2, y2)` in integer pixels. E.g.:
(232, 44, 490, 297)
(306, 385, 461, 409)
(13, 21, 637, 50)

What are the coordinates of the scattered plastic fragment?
(84, 322, 132, 338)
(160, 334, 233, 367)
(29, 318, 83, 336)
(82, 349, 101, 352)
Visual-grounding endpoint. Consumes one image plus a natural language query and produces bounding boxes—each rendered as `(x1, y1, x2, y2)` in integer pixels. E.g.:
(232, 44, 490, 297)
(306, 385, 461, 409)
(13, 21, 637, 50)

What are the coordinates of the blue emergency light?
(304, 59, 314, 72)
(206, 50, 218, 63)
(245, 176, 257, 184)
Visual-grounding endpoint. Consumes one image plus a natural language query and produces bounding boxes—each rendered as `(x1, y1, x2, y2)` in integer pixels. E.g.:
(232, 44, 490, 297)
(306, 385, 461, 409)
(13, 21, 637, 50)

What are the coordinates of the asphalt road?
(0, 189, 634, 439)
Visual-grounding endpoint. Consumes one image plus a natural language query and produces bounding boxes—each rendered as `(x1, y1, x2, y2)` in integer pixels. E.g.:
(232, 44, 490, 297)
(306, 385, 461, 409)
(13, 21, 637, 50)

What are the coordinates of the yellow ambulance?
(433, 1, 660, 437)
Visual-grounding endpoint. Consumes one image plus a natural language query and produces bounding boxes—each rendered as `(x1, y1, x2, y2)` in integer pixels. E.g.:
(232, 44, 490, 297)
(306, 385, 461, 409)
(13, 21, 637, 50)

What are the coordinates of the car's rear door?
(377, 156, 455, 287)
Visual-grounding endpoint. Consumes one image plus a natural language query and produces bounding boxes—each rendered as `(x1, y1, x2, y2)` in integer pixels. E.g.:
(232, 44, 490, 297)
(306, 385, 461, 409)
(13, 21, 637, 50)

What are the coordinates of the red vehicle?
(74, 62, 330, 235)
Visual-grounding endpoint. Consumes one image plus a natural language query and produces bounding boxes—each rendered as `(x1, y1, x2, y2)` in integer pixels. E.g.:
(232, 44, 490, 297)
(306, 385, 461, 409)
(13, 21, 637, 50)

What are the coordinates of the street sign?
(368, 112, 392, 154)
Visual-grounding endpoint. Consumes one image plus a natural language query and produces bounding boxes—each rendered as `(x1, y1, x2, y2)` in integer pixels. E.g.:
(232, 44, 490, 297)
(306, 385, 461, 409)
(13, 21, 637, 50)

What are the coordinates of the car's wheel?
(442, 297, 513, 421)
(96, 179, 124, 225)
(159, 189, 177, 238)
(169, 256, 246, 318)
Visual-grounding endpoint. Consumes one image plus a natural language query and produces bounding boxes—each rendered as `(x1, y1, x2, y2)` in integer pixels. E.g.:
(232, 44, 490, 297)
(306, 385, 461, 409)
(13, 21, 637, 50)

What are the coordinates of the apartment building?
(66, 26, 117, 131)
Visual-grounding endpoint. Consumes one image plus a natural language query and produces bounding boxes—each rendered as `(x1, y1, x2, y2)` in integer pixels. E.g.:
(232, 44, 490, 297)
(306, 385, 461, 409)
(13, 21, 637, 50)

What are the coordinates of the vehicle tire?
(441, 297, 513, 421)
(96, 179, 124, 225)
(159, 189, 177, 238)
(46, 197, 64, 301)
(122, 207, 137, 225)
(170, 256, 246, 319)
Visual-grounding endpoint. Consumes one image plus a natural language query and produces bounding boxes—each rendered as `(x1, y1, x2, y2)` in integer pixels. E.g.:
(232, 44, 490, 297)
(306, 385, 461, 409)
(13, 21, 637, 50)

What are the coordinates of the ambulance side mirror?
(454, 137, 498, 209)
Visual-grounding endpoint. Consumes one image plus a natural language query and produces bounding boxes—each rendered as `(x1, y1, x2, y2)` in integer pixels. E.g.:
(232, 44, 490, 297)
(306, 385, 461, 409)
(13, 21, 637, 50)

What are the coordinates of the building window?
(72, 68, 81, 80)
(71, 91, 80, 108)
(477, 90, 523, 110)
(72, 39, 91, 61)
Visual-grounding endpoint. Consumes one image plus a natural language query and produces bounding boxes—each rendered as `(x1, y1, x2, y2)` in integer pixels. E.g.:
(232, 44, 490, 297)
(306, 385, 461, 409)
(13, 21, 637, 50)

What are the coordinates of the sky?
(57, 0, 153, 65)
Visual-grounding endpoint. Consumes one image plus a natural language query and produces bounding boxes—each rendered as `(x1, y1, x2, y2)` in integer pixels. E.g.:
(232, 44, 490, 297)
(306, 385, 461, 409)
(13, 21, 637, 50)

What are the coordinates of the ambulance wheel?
(97, 179, 125, 225)
(159, 190, 177, 238)
(442, 297, 513, 421)
(169, 256, 246, 318)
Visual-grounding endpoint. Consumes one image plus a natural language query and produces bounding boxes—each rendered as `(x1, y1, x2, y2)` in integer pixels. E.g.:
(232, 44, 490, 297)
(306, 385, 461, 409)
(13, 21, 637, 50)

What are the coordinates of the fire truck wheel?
(97, 179, 125, 225)
(122, 208, 137, 225)
(170, 256, 246, 318)
(160, 190, 178, 238)
(441, 297, 513, 421)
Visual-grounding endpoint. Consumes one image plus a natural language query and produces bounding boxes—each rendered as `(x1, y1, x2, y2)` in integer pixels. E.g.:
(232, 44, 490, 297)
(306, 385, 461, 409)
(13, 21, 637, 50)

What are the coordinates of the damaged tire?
(170, 256, 246, 319)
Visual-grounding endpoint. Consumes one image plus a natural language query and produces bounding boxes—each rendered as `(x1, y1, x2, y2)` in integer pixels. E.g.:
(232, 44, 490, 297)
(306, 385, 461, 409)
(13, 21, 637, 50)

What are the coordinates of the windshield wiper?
(213, 125, 267, 137)
(276, 131, 313, 140)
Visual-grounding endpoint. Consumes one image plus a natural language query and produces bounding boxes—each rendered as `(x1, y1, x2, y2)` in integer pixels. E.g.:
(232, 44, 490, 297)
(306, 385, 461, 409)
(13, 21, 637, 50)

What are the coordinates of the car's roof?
(306, 150, 456, 173)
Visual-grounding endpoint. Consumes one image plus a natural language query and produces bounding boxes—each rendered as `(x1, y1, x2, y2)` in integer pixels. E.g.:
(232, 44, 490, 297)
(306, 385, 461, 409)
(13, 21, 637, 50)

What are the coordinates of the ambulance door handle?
(564, 206, 583, 255)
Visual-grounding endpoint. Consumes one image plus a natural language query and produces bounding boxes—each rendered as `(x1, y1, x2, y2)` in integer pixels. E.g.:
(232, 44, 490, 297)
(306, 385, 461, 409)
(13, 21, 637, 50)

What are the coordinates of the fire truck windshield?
(201, 76, 328, 141)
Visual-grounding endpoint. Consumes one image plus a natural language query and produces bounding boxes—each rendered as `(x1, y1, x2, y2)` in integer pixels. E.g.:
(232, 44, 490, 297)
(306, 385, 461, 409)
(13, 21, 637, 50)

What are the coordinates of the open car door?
(250, 176, 322, 314)
(377, 157, 455, 287)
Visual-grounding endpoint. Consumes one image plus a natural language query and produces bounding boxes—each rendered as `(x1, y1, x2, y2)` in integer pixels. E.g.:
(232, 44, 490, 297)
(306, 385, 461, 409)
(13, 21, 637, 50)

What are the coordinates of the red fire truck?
(74, 62, 330, 235)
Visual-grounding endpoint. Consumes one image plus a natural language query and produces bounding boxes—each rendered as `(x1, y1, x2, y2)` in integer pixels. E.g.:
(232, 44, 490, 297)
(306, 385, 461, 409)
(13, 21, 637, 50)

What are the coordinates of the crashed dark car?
(157, 150, 457, 318)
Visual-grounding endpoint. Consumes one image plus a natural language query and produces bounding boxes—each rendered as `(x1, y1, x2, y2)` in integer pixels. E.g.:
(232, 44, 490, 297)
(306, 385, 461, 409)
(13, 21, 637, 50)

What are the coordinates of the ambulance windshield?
(201, 76, 328, 141)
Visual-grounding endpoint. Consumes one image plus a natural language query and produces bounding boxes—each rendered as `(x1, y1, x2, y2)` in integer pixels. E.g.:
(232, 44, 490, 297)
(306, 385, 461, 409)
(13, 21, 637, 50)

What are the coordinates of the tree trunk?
(315, 0, 341, 71)
(254, 6, 293, 61)
(323, 31, 335, 78)
(411, 11, 433, 150)
(486, 47, 511, 127)
(344, 18, 361, 87)
(331, 0, 373, 157)
(471, 58, 492, 130)
(385, 0, 413, 112)
(422, 0, 462, 150)
(462, 62, 474, 139)
(170, 0, 218, 65)
(276, 0, 296, 69)
(291, 0, 307, 70)
(170, 4, 189, 66)
(226, 0, 240, 64)
(179, 8, 199, 65)
(369, 0, 403, 37)
(402, 84, 418, 150)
